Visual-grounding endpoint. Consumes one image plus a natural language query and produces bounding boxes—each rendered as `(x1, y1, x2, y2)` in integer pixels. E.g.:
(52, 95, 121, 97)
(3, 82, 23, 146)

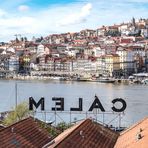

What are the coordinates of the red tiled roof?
(0, 117, 52, 148)
(114, 117, 148, 148)
(138, 24, 145, 29)
(128, 46, 144, 49)
(107, 26, 119, 29)
(49, 119, 119, 148)
(105, 54, 119, 57)
(120, 39, 133, 44)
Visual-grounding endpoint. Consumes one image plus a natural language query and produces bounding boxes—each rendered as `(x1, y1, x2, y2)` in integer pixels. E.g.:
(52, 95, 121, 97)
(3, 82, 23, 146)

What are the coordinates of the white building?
(6, 47, 15, 53)
(65, 48, 79, 57)
(118, 24, 130, 36)
(7, 56, 19, 71)
(141, 28, 148, 38)
(73, 59, 97, 74)
(92, 46, 106, 57)
(116, 47, 135, 72)
(37, 44, 45, 56)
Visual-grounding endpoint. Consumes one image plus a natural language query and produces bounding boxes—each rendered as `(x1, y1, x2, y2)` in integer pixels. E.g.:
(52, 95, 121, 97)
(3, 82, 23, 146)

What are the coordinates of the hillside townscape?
(1, 0, 148, 147)
(0, 18, 148, 80)
(1, 17, 148, 148)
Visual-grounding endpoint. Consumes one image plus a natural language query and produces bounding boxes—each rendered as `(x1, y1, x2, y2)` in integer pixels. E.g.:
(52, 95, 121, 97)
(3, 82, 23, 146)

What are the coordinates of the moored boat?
(141, 79, 148, 84)
(94, 77, 115, 83)
(76, 77, 91, 81)
(75, 74, 92, 82)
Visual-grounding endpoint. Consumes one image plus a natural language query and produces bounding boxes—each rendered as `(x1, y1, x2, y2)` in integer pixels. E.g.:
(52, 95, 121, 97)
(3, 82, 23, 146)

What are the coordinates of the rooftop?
(0, 117, 52, 148)
(114, 117, 148, 148)
(1, 116, 148, 147)
(49, 119, 119, 148)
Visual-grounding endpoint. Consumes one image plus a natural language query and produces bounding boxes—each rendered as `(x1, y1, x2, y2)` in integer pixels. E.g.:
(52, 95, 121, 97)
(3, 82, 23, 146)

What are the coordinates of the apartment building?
(116, 47, 136, 75)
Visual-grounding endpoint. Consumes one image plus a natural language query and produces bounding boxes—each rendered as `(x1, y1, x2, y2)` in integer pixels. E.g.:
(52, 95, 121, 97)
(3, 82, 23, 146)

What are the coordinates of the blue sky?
(0, 0, 148, 41)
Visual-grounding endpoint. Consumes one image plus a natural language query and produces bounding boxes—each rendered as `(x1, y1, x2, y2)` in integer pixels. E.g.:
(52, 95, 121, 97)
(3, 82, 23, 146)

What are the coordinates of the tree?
(56, 122, 72, 131)
(24, 37, 28, 42)
(21, 37, 24, 42)
(3, 102, 30, 126)
(40, 36, 44, 41)
(105, 30, 121, 37)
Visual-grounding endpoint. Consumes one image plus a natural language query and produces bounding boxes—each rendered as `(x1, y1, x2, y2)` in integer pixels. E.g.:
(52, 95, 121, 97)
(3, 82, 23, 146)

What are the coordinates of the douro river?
(0, 80, 147, 127)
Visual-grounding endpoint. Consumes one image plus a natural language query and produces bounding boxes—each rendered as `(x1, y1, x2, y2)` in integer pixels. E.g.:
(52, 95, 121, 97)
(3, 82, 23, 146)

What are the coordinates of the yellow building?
(104, 54, 120, 76)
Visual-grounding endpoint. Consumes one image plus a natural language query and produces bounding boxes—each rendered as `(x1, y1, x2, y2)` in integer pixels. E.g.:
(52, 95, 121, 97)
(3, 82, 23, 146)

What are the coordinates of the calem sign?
(29, 95, 127, 112)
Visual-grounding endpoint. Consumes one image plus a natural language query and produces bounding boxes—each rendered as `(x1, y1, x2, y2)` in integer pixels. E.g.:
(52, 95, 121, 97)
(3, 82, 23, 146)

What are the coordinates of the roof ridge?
(0, 116, 52, 147)
(51, 118, 119, 148)
(52, 119, 91, 147)
(0, 116, 33, 132)
(120, 117, 148, 135)
(94, 122, 119, 135)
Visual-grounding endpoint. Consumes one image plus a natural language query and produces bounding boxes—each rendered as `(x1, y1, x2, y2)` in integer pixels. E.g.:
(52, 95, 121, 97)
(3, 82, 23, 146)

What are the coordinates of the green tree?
(56, 122, 72, 131)
(3, 102, 30, 126)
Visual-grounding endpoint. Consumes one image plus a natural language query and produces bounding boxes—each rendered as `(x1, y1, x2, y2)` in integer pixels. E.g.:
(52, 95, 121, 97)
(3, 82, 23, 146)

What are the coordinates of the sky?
(0, 0, 148, 41)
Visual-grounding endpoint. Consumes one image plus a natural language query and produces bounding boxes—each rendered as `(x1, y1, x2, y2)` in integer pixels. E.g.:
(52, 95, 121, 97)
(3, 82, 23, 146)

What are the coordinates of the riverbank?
(1, 72, 147, 85)
(0, 75, 136, 85)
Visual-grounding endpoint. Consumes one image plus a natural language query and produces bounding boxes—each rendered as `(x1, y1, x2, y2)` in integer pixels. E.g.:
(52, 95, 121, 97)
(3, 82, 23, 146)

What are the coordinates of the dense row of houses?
(0, 18, 148, 77)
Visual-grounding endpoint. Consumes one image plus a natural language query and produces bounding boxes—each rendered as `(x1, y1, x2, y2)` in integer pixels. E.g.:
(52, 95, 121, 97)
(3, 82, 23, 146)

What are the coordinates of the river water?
(0, 80, 148, 127)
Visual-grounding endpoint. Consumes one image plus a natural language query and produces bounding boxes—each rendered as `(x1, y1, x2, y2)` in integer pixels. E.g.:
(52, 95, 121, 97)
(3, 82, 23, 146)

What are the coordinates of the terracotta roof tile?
(114, 117, 148, 148)
(0, 117, 52, 148)
(49, 119, 119, 148)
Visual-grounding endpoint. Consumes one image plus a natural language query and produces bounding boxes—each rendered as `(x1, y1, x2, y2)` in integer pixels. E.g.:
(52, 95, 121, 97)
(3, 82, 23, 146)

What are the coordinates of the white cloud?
(57, 3, 92, 26)
(81, 3, 92, 17)
(0, 9, 7, 17)
(0, 0, 148, 41)
(18, 5, 30, 12)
